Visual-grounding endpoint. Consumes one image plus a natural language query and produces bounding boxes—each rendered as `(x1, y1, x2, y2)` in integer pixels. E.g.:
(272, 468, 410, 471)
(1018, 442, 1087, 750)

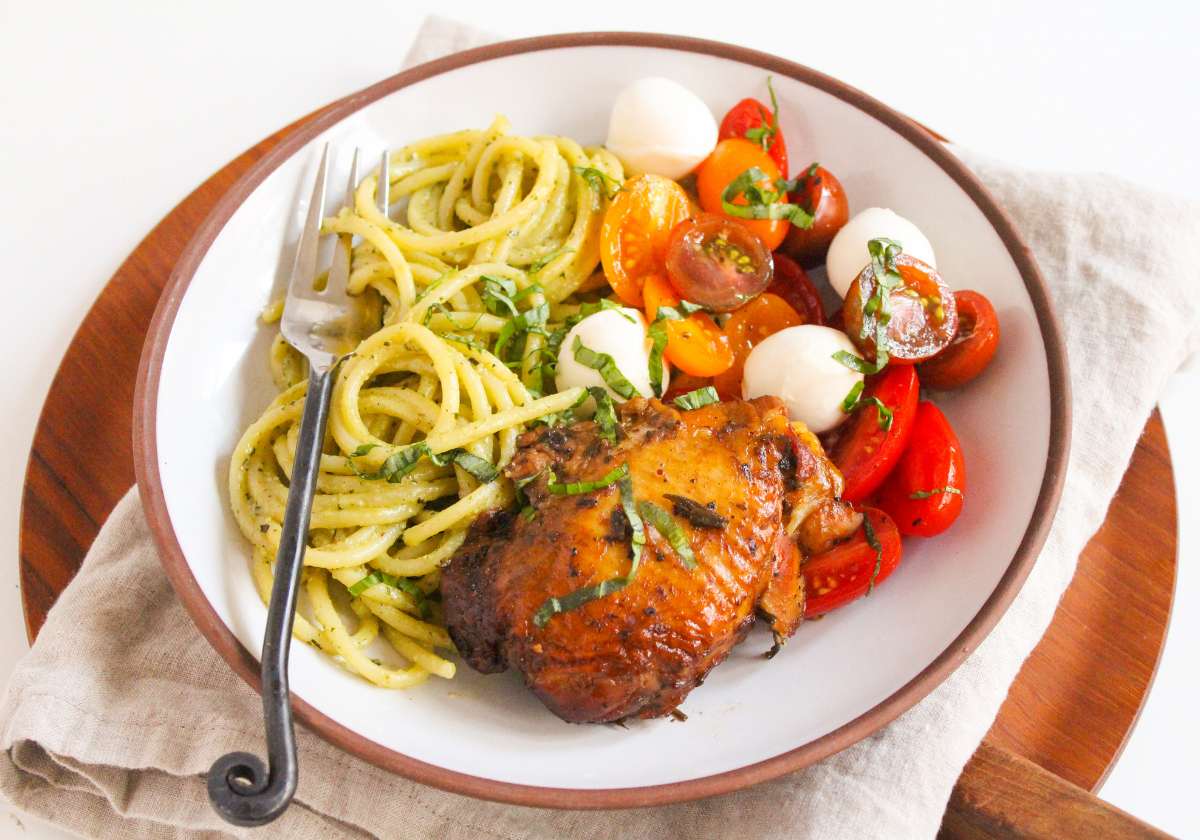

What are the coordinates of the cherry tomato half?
(695, 138, 789, 251)
(712, 293, 802, 396)
(600, 174, 691, 308)
(768, 252, 826, 326)
(801, 507, 903, 616)
(643, 273, 734, 377)
(664, 213, 774, 312)
(719, 97, 788, 177)
(824, 364, 919, 503)
(916, 290, 1000, 390)
(843, 253, 958, 364)
(872, 401, 965, 537)
(779, 165, 850, 268)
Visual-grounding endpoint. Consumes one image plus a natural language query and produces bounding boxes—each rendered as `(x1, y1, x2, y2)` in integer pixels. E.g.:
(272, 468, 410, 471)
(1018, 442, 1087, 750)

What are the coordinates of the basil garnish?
(348, 442, 497, 484)
(546, 464, 625, 496)
(720, 167, 814, 228)
(573, 166, 626, 200)
(532, 464, 645, 628)
(840, 381, 894, 432)
(863, 514, 884, 596)
(672, 387, 720, 411)
(909, 487, 964, 499)
(588, 386, 618, 443)
(572, 335, 640, 400)
(743, 77, 781, 154)
(637, 500, 698, 570)
(346, 571, 432, 619)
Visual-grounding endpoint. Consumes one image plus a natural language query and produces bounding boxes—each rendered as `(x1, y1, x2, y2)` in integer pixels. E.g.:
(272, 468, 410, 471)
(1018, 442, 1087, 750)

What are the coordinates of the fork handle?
(207, 366, 336, 826)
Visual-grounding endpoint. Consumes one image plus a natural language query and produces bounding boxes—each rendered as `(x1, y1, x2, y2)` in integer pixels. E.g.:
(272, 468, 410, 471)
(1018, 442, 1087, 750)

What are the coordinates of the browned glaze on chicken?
(441, 396, 842, 723)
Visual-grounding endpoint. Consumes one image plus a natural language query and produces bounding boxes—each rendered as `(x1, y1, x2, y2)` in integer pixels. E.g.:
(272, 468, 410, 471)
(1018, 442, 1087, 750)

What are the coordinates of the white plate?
(136, 34, 1068, 807)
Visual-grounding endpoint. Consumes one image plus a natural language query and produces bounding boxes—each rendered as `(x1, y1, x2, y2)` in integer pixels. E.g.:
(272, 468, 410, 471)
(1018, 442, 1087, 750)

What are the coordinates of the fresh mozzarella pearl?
(825, 207, 937, 298)
(555, 308, 669, 416)
(742, 325, 864, 433)
(605, 77, 718, 181)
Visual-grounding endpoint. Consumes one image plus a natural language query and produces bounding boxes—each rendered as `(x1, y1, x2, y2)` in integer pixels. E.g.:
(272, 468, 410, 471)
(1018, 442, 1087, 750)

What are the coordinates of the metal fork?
(207, 145, 385, 826)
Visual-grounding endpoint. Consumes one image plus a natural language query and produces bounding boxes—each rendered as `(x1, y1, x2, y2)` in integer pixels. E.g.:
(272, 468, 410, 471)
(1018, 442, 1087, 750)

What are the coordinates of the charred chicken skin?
(440, 396, 848, 724)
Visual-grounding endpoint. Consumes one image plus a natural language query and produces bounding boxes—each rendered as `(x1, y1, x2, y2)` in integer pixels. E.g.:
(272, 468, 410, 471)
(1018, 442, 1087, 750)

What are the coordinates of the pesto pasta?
(229, 115, 622, 687)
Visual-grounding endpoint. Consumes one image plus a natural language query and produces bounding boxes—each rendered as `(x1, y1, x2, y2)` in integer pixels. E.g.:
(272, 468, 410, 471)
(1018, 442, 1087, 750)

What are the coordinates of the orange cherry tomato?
(712, 293, 803, 396)
(600, 174, 691, 308)
(915, 290, 1000, 389)
(643, 273, 734, 377)
(801, 507, 903, 616)
(695, 138, 789, 251)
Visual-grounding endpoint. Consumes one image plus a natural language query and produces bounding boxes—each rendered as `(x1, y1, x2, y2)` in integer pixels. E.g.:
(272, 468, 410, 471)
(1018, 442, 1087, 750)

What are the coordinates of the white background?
(0, 1, 1196, 837)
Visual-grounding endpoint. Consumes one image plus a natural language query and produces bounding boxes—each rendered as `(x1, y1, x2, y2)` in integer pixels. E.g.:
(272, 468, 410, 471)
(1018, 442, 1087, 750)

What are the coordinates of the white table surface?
(1, 1, 1196, 837)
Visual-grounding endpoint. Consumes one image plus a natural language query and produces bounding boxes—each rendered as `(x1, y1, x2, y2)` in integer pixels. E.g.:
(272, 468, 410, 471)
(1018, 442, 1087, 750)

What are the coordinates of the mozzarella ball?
(605, 77, 718, 180)
(825, 207, 937, 298)
(742, 325, 864, 433)
(555, 308, 669, 416)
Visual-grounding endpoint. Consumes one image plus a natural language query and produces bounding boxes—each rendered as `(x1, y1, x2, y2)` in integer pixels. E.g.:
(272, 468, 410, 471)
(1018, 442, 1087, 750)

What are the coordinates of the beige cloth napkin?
(5, 17, 1200, 840)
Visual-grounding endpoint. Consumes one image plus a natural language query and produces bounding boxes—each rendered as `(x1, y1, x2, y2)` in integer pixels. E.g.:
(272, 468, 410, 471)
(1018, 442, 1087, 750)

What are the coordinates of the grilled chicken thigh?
(441, 396, 845, 723)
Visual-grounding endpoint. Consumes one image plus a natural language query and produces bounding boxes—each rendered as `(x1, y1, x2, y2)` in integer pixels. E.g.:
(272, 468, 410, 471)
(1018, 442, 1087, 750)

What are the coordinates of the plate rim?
(132, 31, 1071, 809)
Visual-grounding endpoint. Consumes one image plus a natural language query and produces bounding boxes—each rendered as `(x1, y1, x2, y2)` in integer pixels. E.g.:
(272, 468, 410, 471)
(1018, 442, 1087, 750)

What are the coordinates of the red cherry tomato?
(768, 253, 826, 326)
(695, 138, 789, 251)
(843, 253, 958, 364)
(712, 293, 803, 396)
(801, 507, 902, 616)
(824, 364, 919, 503)
(916, 290, 1000, 389)
(779, 165, 850, 268)
(718, 97, 788, 177)
(872, 401, 965, 537)
(664, 213, 774, 312)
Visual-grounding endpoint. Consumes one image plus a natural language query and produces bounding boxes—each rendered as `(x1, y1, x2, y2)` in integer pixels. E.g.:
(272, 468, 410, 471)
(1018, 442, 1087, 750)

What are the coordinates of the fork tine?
(325, 148, 359, 298)
(289, 144, 329, 295)
(376, 150, 389, 215)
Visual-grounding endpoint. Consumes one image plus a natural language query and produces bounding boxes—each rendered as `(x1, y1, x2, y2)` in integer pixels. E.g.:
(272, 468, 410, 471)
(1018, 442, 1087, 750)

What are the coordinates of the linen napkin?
(4, 18, 1200, 840)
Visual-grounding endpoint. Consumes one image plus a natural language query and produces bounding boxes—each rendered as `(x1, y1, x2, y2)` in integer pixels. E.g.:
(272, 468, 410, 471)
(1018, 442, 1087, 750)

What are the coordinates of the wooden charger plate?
(19, 101, 1176, 837)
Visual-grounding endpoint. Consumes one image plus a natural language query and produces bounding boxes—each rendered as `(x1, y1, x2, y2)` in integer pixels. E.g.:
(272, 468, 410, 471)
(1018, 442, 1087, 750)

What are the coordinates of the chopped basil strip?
(392, 577, 434, 619)
(647, 318, 668, 398)
(909, 487, 964, 499)
(533, 464, 644, 628)
(528, 246, 576, 279)
(546, 464, 625, 495)
(720, 167, 814, 228)
(743, 77, 781, 153)
(347, 442, 430, 483)
(637, 500, 698, 570)
(840, 382, 894, 431)
(587, 386, 618, 443)
(663, 493, 728, 530)
(348, 441, 497, 484)
(450, 451, 500, 483)
(414, 269, 456, 304)
(849, 237, 905, 368)
(840, 381, 865, 413)
(672, 387, 720, 411)
(440, 332, 486, 351)
(645, 301, 705, 399)
(863, 514, 884, 595)
(573, 166, 626, 200)
(520, 505, 538, 521)
(832, 350, 888, 376)
(573, 335, 640, 399)
(565, 299, 636, 328)
(347, 570, 383, 597)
